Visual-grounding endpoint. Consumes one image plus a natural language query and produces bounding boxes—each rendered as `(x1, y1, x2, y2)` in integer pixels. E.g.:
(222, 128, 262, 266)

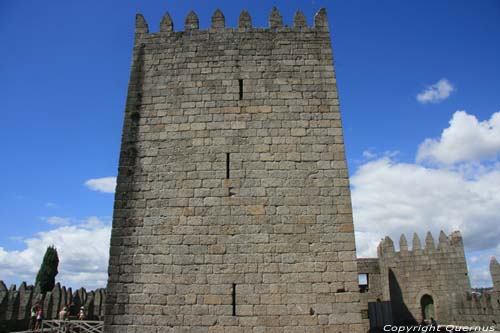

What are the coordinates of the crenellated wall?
(0, 281, 105, 332)
(358, 230, 500, 329)
(105, 6, 363, 333)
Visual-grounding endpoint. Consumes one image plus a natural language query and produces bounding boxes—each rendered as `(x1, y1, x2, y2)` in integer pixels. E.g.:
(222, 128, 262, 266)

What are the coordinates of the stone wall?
(357, 258, 383, 330)
(358, 231, 500, 329)
(0, 281, 105, 332)
(105, 7, 363, 333)
(446, 257, 500, 327)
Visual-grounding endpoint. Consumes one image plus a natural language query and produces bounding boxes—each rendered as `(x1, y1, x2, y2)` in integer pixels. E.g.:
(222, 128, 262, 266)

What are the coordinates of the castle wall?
(377, 231, 471, 325)
(357, 258, 383, 331)
(0, 281, 105, 332)
(446, 258, 500, 327)
(359, 231, 500, 329)
(105, 8, 363, 332)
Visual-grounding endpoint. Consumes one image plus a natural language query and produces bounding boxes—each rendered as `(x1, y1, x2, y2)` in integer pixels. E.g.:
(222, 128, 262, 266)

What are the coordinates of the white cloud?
(352, 110, 500, 287)
(84, 177, 117, 193)
(45, 216, 72, 226)
(45, 202, 58, 208)
(416, 78, 454, 104)
(417, 111, 500, 164)
(0, 217, 111, 290)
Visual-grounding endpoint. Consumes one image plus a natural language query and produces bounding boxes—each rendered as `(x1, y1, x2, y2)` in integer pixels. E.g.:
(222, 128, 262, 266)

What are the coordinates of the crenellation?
(412, 232, 422, 251)
(269, 7, 283, 30)
(491, 257, 500, 293)
(135, 13, 149, 35)
(105, 7, 362, 332)
(360, 230, 500, 330)
(293, 10, 307, 29)
(449, 230, 463, 247)
(211, 9, 225, 29)
(314, 8, 329, 32)
(185, 10, 199, 31)
(159, 12, 173, 33)
(399, 234, 408, 254)
(437, 230, 449, 251)
(133, 9, 330, 37)
(425, 231, 435, 250)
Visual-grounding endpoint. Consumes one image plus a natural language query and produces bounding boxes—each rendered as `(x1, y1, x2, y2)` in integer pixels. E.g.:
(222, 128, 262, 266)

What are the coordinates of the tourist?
(430, 317, 438, 327)
(29, 303, 38, 330)
(78, 306, 86, 320)
(58, 306, 69, 320)
(34, 307, 44, 330)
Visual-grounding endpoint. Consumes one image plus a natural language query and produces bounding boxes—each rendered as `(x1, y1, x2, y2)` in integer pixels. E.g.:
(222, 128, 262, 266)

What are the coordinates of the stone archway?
(420, 294, 435, 320)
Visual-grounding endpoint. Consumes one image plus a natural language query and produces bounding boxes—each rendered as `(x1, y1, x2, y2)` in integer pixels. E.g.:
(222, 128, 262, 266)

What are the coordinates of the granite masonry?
(0, 281, 105, 332)
(358, 231, 500, 331)
(104, 7, 363, 333)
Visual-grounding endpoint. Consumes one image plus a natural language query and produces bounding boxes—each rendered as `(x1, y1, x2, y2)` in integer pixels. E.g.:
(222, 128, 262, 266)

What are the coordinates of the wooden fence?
(14, 320, 103, 333)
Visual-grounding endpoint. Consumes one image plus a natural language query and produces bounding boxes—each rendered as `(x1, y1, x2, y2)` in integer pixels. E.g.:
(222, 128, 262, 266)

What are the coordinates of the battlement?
(135, 7, 329, 36)
(0, 280, 105, 331)
(377, 230, 465, 256)
(106, 6, 363, 332)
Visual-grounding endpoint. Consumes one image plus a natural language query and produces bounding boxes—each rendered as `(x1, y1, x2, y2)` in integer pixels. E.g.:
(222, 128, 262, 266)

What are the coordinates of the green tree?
(35, 246, 59, 293)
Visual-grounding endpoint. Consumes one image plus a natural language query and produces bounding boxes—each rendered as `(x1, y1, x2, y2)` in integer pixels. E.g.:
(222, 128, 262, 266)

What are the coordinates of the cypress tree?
(35, 246, 59, 293)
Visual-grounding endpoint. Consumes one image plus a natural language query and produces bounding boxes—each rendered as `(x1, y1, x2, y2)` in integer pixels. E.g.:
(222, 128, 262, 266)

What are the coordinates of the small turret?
(383, 236, 395, 253)
(425, 231, 435, 250)
(135, 14, 149, 35)
(185, 11, 199, 31)
(412, 233, 422, 251)
(490, 257, 500, 292)
(238, 10, 252, 29)
(438, 230, 449, 250)
(399, 234, 408, 253)
(269, 7, 283, 30)
(314, 8, 329, 31)
(293, 10, 307, 29)
(211, 9, 225, 29)
(160, 12, 173, 33)
(449, 230, 463, 247)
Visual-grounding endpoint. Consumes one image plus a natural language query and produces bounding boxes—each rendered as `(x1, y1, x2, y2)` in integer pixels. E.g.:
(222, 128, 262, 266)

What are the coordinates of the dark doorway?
(420, 294, 435, 320)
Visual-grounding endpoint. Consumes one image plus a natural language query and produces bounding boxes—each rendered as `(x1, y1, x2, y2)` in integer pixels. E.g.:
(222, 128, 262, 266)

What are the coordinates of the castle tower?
(105, 8, 362, 332)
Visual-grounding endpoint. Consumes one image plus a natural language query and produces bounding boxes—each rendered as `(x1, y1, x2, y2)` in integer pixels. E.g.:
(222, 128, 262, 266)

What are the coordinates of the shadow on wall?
(389, 269, 417, 325)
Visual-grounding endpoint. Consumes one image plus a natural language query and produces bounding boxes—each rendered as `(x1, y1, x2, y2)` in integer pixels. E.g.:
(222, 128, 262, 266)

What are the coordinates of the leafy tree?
(35, 246, 59, 293)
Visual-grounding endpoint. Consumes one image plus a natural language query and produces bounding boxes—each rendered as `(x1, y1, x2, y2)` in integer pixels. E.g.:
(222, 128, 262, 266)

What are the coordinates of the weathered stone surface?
(159, 12, 173, 33)
(185, 11, 199, 31)
(211, 9, 225, 29)
(105, 7, 362, 332)
(238, 10, 251, 29)
(293, 10, 307, 29)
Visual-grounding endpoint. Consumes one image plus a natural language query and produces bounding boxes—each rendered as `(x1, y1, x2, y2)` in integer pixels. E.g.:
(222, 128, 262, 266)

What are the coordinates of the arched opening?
(420, 294, 435, 321)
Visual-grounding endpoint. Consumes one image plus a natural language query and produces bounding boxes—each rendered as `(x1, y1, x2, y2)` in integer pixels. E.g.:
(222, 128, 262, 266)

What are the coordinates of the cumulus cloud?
(45, 216, 72, 226)
(0, 217, 111, 290)
(417, 111, 500, 164)
(416, 78, 454, 104)
(84, 177, 116, 193)
(352, 110, 500, 287)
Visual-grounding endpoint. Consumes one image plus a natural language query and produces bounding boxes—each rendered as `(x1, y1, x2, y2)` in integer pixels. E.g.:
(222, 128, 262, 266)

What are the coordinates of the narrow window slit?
(226, 153, 230, 179)
(238, 79, 243, 100)
(232, 283, 236, 316)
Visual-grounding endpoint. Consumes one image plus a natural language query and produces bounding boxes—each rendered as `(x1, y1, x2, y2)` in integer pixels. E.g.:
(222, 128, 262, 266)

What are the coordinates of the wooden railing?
(14, 320, 104, 333)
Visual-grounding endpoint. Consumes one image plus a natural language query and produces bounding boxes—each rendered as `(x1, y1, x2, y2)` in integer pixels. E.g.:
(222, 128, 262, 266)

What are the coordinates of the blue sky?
(1, 0, 499, 289)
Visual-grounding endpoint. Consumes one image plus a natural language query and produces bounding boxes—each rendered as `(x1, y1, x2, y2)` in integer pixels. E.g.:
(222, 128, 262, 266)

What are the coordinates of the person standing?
(29, 303, 39, 330)
(34, 307, 44, 330)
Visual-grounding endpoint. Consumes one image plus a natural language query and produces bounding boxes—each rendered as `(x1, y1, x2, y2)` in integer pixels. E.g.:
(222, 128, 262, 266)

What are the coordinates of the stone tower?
(105, 8, 362, 332)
